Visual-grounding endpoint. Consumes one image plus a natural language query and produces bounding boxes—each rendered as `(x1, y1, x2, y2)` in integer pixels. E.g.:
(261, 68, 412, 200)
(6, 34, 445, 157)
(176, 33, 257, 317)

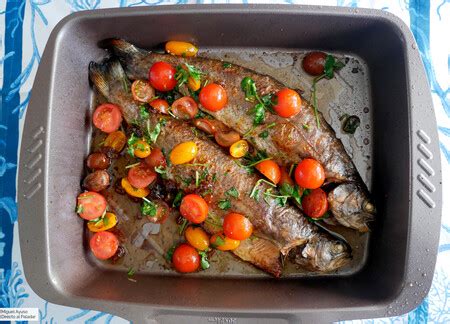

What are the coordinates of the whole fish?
(102, 39, 375, 232)
(89, 58, 350, 276)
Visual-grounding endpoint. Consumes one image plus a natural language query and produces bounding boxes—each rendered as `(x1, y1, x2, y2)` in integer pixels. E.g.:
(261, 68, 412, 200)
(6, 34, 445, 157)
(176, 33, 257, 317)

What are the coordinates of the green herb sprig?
(240, 77, 274, 125)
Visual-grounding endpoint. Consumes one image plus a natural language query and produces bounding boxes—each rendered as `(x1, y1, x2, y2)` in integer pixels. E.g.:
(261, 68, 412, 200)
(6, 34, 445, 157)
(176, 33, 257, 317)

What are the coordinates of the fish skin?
(88, 58, 351, 275)
(102, 39, 375, 233)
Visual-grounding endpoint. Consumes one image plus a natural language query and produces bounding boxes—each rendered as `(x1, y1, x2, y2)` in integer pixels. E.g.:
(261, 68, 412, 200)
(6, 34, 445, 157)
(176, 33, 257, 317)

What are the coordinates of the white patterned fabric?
(0, 1, 448, 323)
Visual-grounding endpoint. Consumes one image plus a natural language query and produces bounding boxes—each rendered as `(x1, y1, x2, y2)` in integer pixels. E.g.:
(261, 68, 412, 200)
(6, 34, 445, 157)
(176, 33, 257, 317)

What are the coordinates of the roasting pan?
(18, 5, 442, 323)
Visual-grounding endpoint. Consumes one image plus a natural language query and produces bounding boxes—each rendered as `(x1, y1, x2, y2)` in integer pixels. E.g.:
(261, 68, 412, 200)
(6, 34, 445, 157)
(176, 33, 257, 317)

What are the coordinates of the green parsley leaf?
(127, 133, 139, 157)
(218, 199, 231, 210)
(279, 183, 302, 205)
(259, 130, 269, 138)
(154, 165, 168, 179)
(225, 187, 239, 198)
(141, 197, 158, 217)
(302, 123, 310, 130)
(172, 191, 184, 207)
(250, 103, 266, 125)
(127, 267, 135, 278)
(178, 218, 188, 235)
(223, 62, 232, 68)
(145, 120, 162, 144)
(175, 63, 203, 87)
(241, 77, 258, 102)
(165, 245, 177, 261)
(198, 251, 210, 270)
(212, 235, 225, 247)
(76, 204, 83, 214)
(139, 105, 150, 120)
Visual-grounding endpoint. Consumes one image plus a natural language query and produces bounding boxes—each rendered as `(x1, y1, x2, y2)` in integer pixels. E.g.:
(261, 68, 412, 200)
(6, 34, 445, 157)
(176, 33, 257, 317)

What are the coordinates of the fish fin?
(107, 59, 128, 82)
(99, 38, 145, 62)
(88, 61, 110, 98)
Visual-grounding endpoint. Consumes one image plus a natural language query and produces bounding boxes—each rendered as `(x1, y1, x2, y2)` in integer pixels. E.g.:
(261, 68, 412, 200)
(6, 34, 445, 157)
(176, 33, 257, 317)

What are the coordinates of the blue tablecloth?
(1, 1, 448, 323)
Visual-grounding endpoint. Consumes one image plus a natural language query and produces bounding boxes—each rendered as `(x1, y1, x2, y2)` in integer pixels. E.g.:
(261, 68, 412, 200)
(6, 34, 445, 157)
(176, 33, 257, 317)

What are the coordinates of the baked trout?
(102, 39, 375, 232)
(89, 58, 350, 276)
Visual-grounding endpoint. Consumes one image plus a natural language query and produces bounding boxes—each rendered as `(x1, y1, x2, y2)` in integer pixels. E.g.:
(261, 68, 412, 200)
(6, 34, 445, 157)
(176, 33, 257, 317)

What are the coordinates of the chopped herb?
(145, 119, 163, 144)
(178, 218, 188, 235)
(259, 130, 269, 138)
(241, 77, 274, 125)
(263, 188, 289, 207)
(198, 251, 210, 270)
(103, 216, 109, 226)
(141, 197, 158, 217)
(250, 103, 266, 125)
(218, 199, 232, 210)
(191, 127, 199, 137)
(125, 162, 141, 169)
(241, 77, 258, 102)
(212, 173, 218, 182)
(212, 235, 225, 247)
(279, 183, 302, 205)
(288, 164, 295, 177)
(303, 189, 311, 196)
(165, 244, 177, 261)
(157, 90, 176, 105)
(175, 63, 203, 87)
(302, 123, 310, 130)
(223, 62, 232, 68)
(190, 89, 200, 102)
(249, 178, 276, 200)
(176, 175, 193, 187)
(195, 170, 200, 188)
(194, 110, 207, 119)
(127, 267, 135, 278)
(223, 171, 230, 177)
(161, 148, 171, 167)
(139, 105, 150, 120)
(342, 115, 360, 134)
(235, 151, 271, 173)
(172, 191, 184, 207)
(225, 187, 239, 198)
(167, 108, 178, 119)
(76, 204, 83, 214)
(154, 165, 168, 179)
(127, 133, 139, 156)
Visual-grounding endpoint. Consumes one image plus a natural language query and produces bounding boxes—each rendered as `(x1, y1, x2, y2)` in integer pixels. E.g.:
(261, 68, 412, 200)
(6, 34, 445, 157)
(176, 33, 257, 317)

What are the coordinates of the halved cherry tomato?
(104, 130, 127, 152)
(172, 243, 200, 273)
(76, 192, 107, 221)
(150, 98, 169, 114)
(223, 212, 253, 241)
(87, 212, 117, 232)
(279, 166, 295, 186)
(301, 188, 328, 218)
(210, 233, 240, 251)
(199, 83, 227, 112)
(144, 148, 166, 169)
(185, 226, 209, 251)
(187, 77, 201, 91)
(192, 119, 226, 135)
(171, 96, 198, 120)
(165, 41, 198, 57)
(90, 231, 119, 260)
(93, 103, 123, 133)
(148, 62, 177, 92)
(86, 152, 110, 170)
(272, 88, 302, 118)
(133, 140, 151, 158)
(294, 158, 325, 189)
(214, 130, 240, 147)
(255, 160, 281, 185)
(169, 141, 198, 165)
(229, 140, 249, 158)
(127, 165, 156, 189)
(179, 194, 208, 224)
(302, 51, 327, 76)
(147, 201, 169, 224)
(121, 177, 150, 198)
(131, 79, 155, 103)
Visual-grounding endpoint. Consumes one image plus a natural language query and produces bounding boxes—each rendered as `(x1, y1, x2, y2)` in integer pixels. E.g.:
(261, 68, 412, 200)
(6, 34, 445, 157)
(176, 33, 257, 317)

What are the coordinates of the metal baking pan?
(18, 4, 442, 323)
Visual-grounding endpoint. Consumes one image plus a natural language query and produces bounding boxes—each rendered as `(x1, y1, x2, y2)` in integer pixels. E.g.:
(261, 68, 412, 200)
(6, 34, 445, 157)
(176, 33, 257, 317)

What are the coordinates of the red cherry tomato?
(150, 98, 169, 114)
(76, 192, 107, 220)
(131, 79, 155, 103)
(294, 158, 325, 189)
(172, 243, 200, 273)
(302, 51, 327, 76)
(301, 188, 328, 218)
(255, 160, 281, 184)
(89, 231, 119, 260)
(148, 62, 177, 92)
(144, 148, 167, 169)
(199, 83, 228, 112)
(171, 96, 198, 119)
(179, 194, 209, 224)
(272, 89, 302, 118)
(92, 103, 123, 133)
(223, 213, 253, 241)
(127, 165, 157, 189)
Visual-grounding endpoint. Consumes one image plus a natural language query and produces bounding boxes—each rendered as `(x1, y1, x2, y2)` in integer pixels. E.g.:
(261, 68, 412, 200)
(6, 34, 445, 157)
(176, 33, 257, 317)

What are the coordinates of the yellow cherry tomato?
(185, 226, 210, 251)
(165, 41, 198, 57)
(87, 212, 117, 232)
(133, 140, 151, 158)
(210, 233, 240, 251)
(187, 77, 201, 91)
(121, 177, 150, 198)
(170, 141, 198, 165)
(104, 130, 126, 152)
(229, 140, 249, 158)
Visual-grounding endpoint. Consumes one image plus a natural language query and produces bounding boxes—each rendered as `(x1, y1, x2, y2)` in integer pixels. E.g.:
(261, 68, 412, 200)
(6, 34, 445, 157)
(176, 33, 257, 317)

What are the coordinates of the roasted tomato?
(165, 41, 198, 57)
(199, 83, 227, 112)
(302, 51, 327, 76)
(87, 212, 117, 232)
(148, 61, 177, 92)
(89, 231, 119, 260)
(272, 88, 302, 118)
(171, 96, 198, 120)
(301, 188, 328, 219)
(131, 79, 155, 103)
(86, 152, 110, 170)
(172, 243, 200, 273)
(150, 98, 169, 114)
(76, 192, 107, 220)
(121, 177, 150, 198)
(169, 141, 198, 165)
(144, 148, 166, 169)
(127, 164, 157, 189)
(179, 194, 209, 224)
(223, 212, 253, 241)
(210, 233, 240, 251)
(229, 140, 249, 158)
(294, 158, 325, 189)
(255, 160, 281, 185)
(83, 170, 110, 192)
(103, 130, 127, 152)
(133, 140, 151, 158)
(185, 226, 209, 251)
(92, 103, 123, 133)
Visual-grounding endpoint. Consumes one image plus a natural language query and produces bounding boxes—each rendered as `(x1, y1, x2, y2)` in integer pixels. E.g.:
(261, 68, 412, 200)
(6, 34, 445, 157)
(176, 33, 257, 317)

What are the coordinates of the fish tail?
(88, 61, 110, 98)
(99, 38, 144, 63)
